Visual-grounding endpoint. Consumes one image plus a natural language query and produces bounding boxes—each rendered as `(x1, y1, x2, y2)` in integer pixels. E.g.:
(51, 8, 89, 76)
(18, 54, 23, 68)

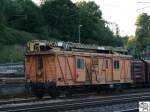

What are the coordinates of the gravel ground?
(0, 84, 26, 99)
(65, 102, 138, 112)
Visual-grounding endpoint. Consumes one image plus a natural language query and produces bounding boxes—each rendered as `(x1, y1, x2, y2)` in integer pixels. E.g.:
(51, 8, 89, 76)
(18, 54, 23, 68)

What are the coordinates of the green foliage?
(41, 0, 79, 41)
(0, 44, 25, 63)
(0, 0, 124, 46)
(0, 26, 35, 63)
(0, 0, 127, 63)
(135, 13, 150, 50)
(0, 26, 36, 45)
(126, 36, 142, 58)
(113, 35, 128, 47)
(4, 0, 48, 39)
(0, 0, 10, 26)
(76, 1, 115, 45)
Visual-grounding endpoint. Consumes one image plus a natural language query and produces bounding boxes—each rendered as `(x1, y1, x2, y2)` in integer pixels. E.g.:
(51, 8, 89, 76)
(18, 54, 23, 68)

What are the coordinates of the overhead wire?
(137, 1, 150, 11)
(137, 5, 150, 11)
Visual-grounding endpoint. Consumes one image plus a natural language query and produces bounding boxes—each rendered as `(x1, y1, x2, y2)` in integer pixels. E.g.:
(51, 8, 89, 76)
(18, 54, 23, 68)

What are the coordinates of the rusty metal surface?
(25, 53, 132, 86)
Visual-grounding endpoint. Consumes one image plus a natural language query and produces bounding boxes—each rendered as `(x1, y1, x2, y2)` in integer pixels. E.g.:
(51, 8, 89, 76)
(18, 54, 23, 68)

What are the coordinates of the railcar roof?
(26, 40, 132, 59)
(26, 50, 132, 59)
(27, 40, 128, 52)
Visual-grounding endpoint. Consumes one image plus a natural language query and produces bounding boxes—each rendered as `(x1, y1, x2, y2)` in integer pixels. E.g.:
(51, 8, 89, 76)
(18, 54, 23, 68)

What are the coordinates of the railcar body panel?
(25, 56, 37, 83)
(25, 51, 132, 87)
(131, 60, 145, 83)
(145, 61, 150, 82)
(43, 55, 56, 82)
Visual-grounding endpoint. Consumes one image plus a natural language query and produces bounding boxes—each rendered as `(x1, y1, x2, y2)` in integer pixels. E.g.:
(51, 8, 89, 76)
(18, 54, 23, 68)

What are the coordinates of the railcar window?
(77, 59, 84, 69)
(37, 56, 43, 70)
(114, 60, 119, 69)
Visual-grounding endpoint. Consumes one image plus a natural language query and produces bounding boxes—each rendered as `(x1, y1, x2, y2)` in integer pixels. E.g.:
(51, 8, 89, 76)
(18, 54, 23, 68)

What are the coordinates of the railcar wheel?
(48, 88, 60, 99)
(32, 88, 45, 99)
(96, 89, 101, 94)
(65, 92, 72, 97)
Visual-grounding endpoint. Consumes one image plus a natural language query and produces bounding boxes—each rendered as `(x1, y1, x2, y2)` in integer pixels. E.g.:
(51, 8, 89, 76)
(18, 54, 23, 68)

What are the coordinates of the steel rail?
(0, 96, 51, 106)
(114, 108, 139, 112)
(0, 90, 150, 106)
(0, 92, 150, 112)
(0, 96, 146, 112)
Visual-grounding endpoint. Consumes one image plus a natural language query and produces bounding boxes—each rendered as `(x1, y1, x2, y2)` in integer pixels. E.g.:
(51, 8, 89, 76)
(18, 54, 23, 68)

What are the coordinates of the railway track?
(0, 91, 149, 112)
(0, 96, 51, 106)
(0, 88, 149, 106)
(114, 108, 139, 112)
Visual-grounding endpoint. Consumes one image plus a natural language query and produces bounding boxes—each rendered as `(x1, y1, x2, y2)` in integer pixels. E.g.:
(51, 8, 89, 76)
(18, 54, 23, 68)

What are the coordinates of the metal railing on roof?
(27, 40, 128, 54)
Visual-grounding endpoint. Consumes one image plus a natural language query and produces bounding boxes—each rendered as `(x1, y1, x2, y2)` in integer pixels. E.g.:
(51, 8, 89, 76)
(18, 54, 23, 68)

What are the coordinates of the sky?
(33, 0, 150, 36)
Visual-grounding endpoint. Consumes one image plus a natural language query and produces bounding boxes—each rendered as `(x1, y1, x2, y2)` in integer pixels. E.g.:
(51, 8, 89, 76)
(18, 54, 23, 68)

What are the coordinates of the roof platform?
(26, 40, 128, 55)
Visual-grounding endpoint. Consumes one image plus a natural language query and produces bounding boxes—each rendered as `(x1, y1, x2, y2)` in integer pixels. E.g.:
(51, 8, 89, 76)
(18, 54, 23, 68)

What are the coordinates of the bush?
(0, 27, 36, 45)
(0, 44, 25, 63)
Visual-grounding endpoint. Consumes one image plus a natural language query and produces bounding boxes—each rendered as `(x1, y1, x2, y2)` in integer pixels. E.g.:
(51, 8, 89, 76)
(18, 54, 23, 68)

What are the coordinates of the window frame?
(76, 58, 85, 70)
(114, 60, 120, 69)
(37, 56, 43, 71)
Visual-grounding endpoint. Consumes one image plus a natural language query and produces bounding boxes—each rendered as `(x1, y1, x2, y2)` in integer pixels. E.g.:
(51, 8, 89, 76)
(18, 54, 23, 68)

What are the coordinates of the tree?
(135, 13, 150, 50)
(76, 1, 115, 45)
(114, 35, 128, 47)
(127, 36, 141, 58)
(5, 0, 48, 39)
(0, 0, 11, 27)
(41, 0, 79, 41)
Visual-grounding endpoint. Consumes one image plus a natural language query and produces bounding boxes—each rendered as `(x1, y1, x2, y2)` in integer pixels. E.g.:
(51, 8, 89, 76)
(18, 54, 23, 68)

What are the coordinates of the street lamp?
(78, 25, 82, 43)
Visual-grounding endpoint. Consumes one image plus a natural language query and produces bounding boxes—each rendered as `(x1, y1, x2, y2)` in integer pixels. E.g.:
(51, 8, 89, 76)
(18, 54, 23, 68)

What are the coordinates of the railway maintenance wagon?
(25, 40, 133, 98)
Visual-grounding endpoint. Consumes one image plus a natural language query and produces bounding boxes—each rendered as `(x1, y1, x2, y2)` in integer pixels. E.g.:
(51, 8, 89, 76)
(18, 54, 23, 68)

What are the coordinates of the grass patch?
(0, 44, 25, 63)
(0, 27, 36, 45)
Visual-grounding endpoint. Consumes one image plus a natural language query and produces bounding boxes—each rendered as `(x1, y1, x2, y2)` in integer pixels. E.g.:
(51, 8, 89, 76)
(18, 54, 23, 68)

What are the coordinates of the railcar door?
(75, 57, 86, 82)
(105, 58, 112, 82)
(112, 59, 121, 82)
(36, 55, 44, 82)
(99, 58, 112, 83)
(123, 59, 131, 82)
(92, 58, 100, 83)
